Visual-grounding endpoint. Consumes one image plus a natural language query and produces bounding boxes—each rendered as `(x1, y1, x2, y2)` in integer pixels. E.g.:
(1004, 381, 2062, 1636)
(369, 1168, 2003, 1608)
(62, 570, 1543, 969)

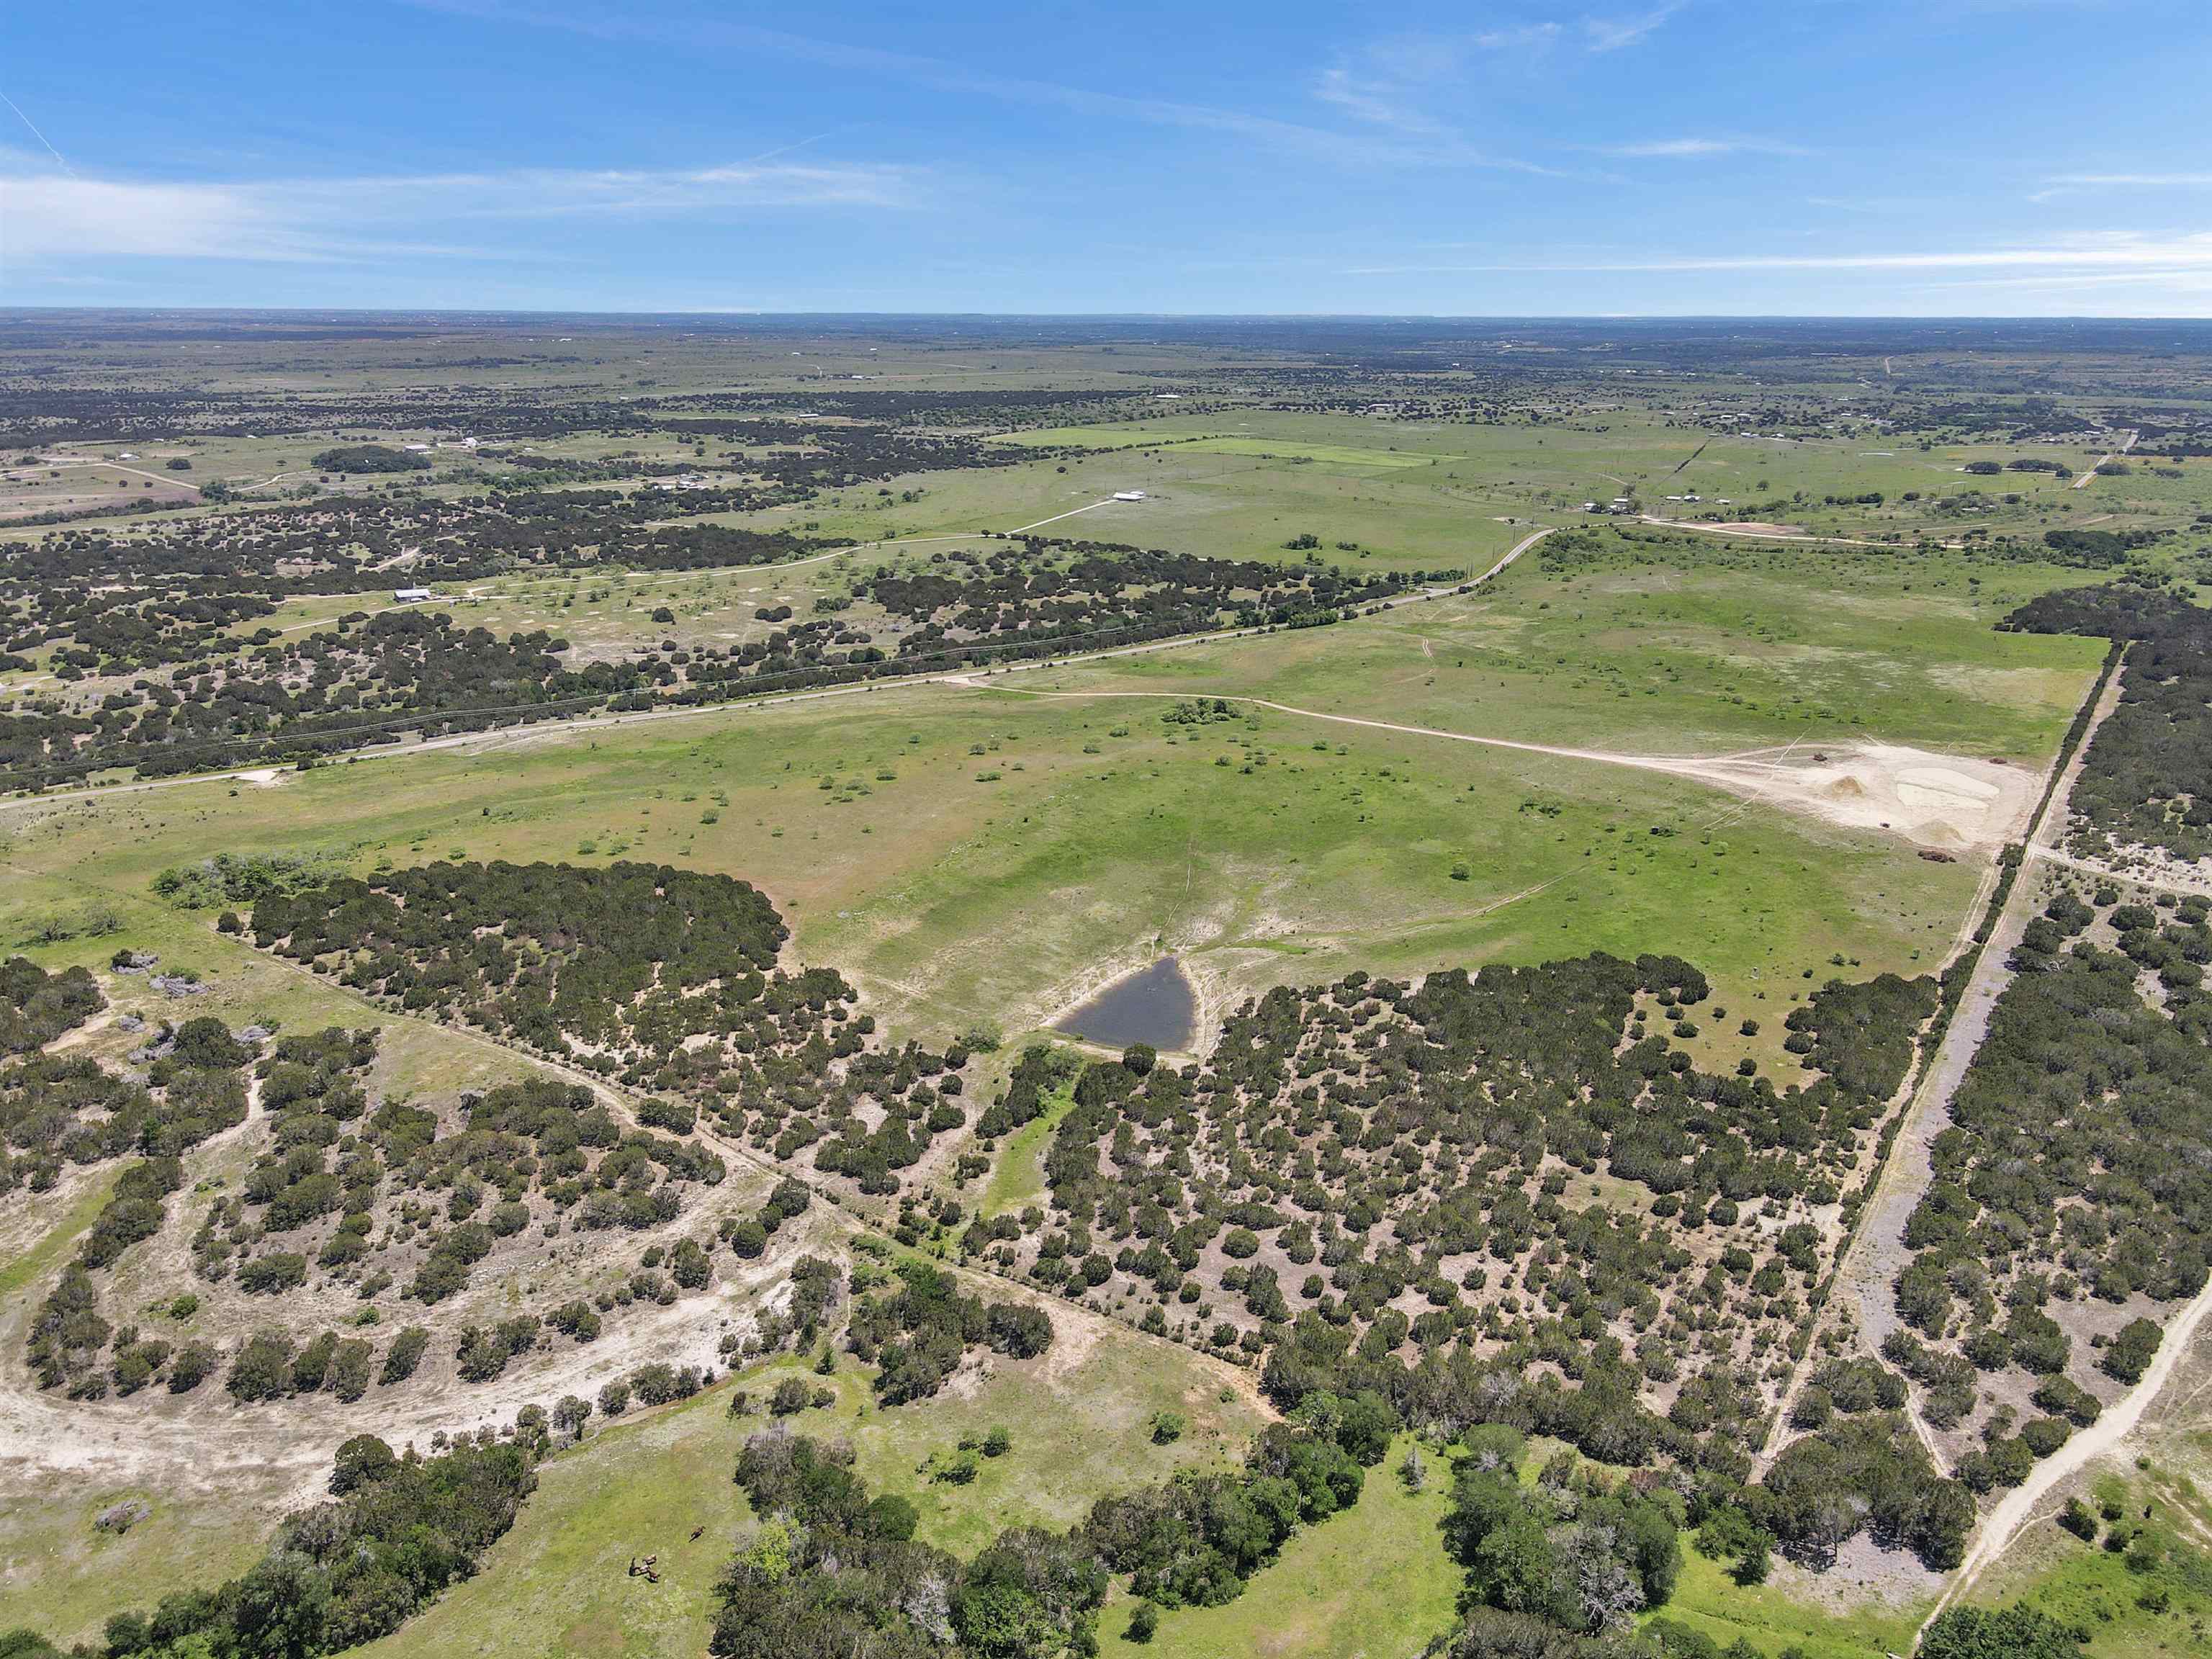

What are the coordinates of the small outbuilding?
(393, 587, 434, 604)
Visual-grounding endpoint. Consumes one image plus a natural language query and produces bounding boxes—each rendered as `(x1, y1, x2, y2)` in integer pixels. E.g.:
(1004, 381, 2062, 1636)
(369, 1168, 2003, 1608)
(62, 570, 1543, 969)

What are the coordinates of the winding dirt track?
(1925, 1271, 2212, 1632)
(0, 527, 1557, 816)
(0, 508, 2108, 1585)
(0, 914, 1269, 1506)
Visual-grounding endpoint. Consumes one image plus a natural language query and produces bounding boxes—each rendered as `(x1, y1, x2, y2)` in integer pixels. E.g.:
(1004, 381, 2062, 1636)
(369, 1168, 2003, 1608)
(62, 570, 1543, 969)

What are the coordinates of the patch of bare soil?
(1673, 742, 2039, 853)
(1771, 1532, 1942, 1613)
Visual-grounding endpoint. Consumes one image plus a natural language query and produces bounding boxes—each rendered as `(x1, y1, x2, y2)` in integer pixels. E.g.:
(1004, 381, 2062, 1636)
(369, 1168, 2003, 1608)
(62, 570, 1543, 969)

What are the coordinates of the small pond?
(1053, 956, 1197, 1052)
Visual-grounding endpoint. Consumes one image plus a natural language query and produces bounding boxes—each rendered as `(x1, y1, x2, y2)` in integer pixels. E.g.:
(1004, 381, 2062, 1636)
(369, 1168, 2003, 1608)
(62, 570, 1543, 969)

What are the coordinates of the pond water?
(1053, 957, 1197, 1052)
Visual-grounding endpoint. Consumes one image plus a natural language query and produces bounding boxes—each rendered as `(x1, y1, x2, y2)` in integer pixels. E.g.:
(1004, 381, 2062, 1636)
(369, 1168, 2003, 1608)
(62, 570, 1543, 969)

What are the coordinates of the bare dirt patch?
(1678, 742, 2039, 853)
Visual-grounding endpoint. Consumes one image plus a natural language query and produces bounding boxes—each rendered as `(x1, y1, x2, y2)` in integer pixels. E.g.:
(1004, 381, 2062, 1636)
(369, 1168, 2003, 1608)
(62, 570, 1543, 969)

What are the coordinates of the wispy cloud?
(1310, 20, 1668, 166)
(1314, 68, 1454, 138)
(1600, 135, 1807, 158)
(2035, 171, 2212, 200)
(1583, 4, 1684, 51)
(0, 159, 922, 266)
(410, 0, 1538, 174)
(1345, 230, 2212, 276)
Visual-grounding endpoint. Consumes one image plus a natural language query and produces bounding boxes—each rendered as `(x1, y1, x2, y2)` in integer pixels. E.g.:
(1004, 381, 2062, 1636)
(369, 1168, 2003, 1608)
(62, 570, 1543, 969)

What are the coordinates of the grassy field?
(9, 490, 2082, 1055)
(980, 1071, 1078, 1218)
(1099, 1434, 1461, 1659)
(0, 1467, 279, 1649)
(360, 1324, 1262, 1659)
(1049, 535, 2108, 759)
(0, 1161, 283, 1646)
(1, 341, 2193, 1659)
(1648, 1549, 1930, 1659)
(0, 667, 1986, 1078)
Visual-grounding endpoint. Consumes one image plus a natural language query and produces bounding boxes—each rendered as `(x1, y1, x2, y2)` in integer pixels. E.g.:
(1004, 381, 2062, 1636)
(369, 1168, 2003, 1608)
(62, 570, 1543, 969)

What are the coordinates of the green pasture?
(361, 1330, 1259, 1659)
(0, 655, 1987, 1078)
(1101, 1434, 1461, 1659)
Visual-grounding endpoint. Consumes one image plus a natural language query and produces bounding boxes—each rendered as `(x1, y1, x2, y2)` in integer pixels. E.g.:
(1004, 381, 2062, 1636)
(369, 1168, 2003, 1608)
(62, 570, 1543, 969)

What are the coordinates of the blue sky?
(4, 0, 2210, 315)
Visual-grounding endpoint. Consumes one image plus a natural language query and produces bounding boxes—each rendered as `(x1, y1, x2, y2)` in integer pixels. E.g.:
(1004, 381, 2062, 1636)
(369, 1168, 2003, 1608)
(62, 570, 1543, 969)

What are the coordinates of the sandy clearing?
(981, 680, 2040, 854)
(0, 935, 1273, 1505)
(1755, 660, 2121, 1475)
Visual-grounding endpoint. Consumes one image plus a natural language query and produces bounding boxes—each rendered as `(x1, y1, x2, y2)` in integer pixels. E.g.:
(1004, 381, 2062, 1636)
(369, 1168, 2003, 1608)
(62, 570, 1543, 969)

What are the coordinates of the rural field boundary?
(1757, 641, 2125, 1475)
(0, 527, 1555, 809)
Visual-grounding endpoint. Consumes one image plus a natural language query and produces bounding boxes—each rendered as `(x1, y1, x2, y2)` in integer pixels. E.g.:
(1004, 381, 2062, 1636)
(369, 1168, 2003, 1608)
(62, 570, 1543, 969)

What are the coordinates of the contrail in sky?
(0, 90, 74, 174)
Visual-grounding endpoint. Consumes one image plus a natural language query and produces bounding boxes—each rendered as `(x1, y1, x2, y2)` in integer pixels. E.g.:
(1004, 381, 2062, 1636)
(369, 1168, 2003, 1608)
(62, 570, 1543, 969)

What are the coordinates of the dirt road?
(1757, 652, 2122, 1484)
(0, 526, 1553, 814)
(19, 454, 202, 498)
(1925, 1269, 2212, 1634)
(1637, 515, 1879, 547)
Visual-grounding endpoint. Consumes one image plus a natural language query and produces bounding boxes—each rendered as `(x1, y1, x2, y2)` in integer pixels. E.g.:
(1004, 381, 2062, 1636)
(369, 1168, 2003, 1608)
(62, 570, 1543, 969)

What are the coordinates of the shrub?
(225, 1331, 295, 1402)
(378, 1325, 431, 1386)
(2103, 1317, 2161, 1384)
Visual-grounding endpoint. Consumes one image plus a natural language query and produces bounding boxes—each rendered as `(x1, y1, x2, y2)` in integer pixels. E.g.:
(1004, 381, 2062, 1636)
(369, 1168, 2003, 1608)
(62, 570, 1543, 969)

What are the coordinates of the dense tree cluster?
(0, 954, 102, 1056)
(311, 443, 431, 474)
(1084, 1395, 1389, 1606)
(186, 1026, 724, 1382)
(1443, 1425, 1682, 1636)
(254, 860, 976, 1199)
(858, 539, 1435, 662)
(1748, 1415, 1972, 1568)
(716, 1398, 1390, 1659)
(0, 518, 1430, 786)
(253, 860, 786, 1051)
(2004, 583, 2212, 860)
(1, 1035, 248, 1197)
(93, 1433, 536, 1658)
(19, 1019, 260, 1395)
(719, 1428, 1103, 1659)
(844, 1259, 1054, 1403)
(2, 609, 673, 784)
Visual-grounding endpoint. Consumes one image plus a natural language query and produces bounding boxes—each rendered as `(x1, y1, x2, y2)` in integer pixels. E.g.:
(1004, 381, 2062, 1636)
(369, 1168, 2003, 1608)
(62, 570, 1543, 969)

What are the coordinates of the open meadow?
(2, 314, 2210, 1659)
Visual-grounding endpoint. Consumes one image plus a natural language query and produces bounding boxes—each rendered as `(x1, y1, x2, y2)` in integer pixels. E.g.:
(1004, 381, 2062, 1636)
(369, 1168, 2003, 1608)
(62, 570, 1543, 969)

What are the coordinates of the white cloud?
(1601, 136, 1807, 158)
(1315, 68, 1450, 136)
(2041, 172, 2212, 189)
(1345, 231, 2212, 275)
(1583, 5, 1684, 51)
(1, 175, 279, 262)
(0, 159, 922, 266)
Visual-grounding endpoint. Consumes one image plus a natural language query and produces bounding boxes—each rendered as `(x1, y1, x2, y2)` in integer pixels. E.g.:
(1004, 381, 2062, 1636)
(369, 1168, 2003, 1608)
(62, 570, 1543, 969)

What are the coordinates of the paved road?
(2073, 428, 2139, 488)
